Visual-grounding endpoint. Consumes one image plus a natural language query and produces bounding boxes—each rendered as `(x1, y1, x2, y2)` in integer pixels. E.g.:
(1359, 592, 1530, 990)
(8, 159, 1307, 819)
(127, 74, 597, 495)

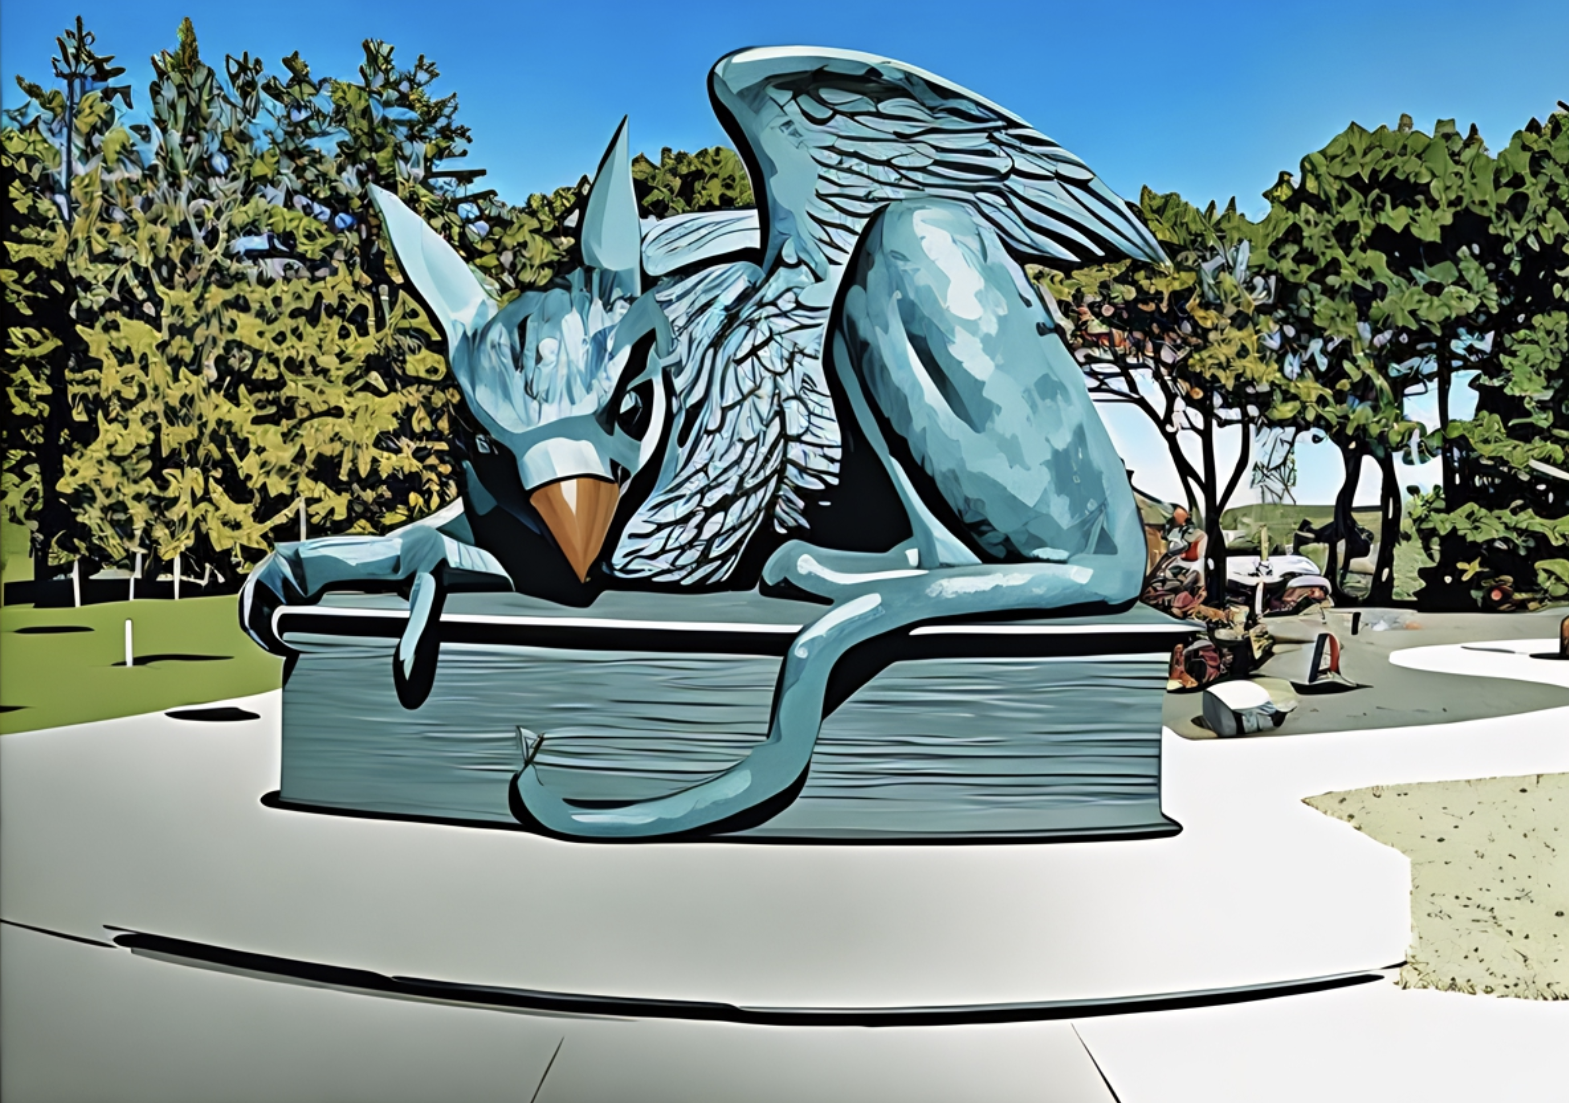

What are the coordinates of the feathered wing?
(611, 259, 840, 586)
(641, 209, 760, 277)
(707, 46, 1166, 277)
(614, 49, 1165, 587)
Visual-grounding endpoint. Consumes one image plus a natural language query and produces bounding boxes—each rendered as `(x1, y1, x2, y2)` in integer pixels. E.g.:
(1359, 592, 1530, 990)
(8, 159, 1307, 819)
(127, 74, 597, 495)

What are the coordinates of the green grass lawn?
(0, 594, 283, 734)
(0, 498, 1441, 737)
(1219, 502, 1384, 540)
(2, 516, 282, 732)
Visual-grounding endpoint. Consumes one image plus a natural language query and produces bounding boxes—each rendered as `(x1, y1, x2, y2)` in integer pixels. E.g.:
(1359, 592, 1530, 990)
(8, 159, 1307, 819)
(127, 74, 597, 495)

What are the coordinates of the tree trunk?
(1428, 355, 1475, 606)
(1199, 413, 1227, 607)
(31, 297, 80, 599)
(1436, 356, 1454, 505)
(31, 85, 86, 603)
(1368, 446, 1402, 606)
(1325, 440, 1362, 604)
(1202, 492, 1228, 608)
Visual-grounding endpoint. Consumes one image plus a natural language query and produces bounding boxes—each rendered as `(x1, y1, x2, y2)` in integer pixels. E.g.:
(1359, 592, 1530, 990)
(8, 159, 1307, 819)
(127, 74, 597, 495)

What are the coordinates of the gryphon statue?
(242, 46, 1166, 839)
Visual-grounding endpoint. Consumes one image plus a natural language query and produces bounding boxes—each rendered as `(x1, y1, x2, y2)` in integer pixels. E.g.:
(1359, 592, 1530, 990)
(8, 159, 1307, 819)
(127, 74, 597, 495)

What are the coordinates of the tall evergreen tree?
(2, 17, 135, 590)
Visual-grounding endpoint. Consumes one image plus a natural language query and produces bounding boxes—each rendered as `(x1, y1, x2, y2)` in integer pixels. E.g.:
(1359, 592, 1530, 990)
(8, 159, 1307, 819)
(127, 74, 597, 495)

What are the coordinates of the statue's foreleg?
(240, 506, 512, 708)
(511, 554, 1136, 840)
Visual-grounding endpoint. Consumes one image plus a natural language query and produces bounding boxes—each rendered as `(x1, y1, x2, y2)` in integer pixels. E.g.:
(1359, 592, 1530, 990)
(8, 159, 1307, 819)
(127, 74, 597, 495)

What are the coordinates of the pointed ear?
(370, 185, 493, 346)
(581, 117, 641, 299)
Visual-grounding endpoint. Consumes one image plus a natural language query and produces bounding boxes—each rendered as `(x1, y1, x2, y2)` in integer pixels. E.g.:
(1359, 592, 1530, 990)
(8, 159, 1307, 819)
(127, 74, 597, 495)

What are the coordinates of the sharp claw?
(392, 571, 445, 709)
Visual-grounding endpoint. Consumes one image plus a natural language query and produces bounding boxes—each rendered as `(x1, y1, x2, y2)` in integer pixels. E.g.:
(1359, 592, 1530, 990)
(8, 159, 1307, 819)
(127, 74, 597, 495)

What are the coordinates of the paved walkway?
(2, 640, 1566, 1100)
(1166, 610, 1569, 738)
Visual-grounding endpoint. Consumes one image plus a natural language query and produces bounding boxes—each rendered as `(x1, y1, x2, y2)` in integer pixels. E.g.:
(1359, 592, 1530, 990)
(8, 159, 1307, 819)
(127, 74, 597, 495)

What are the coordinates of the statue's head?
(371, 120, 673, 581)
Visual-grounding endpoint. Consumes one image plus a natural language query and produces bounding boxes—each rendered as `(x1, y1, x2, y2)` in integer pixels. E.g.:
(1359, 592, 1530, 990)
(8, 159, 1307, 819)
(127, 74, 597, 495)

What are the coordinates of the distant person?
(1293, 516, 1371, 562)
(1292, 518, 1317, 554)
(1163, 508, 1201, 561)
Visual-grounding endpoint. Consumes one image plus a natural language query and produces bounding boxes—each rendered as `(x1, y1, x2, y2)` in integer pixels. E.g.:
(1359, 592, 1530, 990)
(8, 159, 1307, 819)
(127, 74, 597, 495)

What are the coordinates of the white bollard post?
(72, 559, 81, 608)
(130, 551, 141, 601)
(124, 618, 134, 668)
(173, 553, 181, 601)
(299, 496, 308, 542)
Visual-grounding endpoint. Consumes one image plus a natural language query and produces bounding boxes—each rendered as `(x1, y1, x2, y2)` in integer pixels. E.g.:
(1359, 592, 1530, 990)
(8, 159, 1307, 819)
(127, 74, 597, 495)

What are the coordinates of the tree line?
(3, 18, 1565, 611)
(1040, 107, 1568, 609)
(1, 18, 750, 597)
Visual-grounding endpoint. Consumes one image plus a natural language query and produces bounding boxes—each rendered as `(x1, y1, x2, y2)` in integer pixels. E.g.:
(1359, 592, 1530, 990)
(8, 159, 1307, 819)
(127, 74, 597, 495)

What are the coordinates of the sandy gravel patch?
(1306, 773, 1568, 999)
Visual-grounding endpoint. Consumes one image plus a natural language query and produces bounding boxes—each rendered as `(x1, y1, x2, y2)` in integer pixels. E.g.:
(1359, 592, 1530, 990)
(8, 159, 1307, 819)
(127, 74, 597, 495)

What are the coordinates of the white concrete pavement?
(2, 639, 1566, 1101)
(1, 922, 1118, 1103)
(1392, 635, 1569, 689)
(1077, 974, 1567, 1103)
(0, 692, 1407, 1011)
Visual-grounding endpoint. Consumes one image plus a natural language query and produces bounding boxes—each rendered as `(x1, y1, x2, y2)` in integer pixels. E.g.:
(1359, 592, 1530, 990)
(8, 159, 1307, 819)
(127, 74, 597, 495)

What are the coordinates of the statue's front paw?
(761, 540, 810, 589)
(760, 540, 837, 603)
(239, 549, 306, 654)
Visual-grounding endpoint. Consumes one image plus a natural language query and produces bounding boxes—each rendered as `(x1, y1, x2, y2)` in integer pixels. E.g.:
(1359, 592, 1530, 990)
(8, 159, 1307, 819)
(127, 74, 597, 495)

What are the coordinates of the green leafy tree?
(1410, 104, 1569, 608)
(55, 18, 275, 582)
(633, 146, 753, 217)
(1259, 115, 1501, 604)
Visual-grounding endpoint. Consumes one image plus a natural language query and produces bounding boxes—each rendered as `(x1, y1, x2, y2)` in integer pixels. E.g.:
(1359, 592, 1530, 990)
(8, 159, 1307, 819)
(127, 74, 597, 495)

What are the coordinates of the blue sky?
(6, 0, 1566, 215)
(4, 0, 1564, 506)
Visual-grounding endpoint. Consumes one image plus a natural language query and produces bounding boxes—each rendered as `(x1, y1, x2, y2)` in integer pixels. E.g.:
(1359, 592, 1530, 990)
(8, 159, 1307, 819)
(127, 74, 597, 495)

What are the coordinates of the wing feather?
(618, 48, 1159, 587)
(609, 263, 841, 585)
(640, 209, 760, 277)
(709, 47, 1165, 275)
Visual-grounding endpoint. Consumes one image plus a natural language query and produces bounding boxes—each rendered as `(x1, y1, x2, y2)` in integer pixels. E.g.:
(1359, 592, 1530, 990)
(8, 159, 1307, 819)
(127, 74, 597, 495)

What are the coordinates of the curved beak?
(530, 476, 619, 582)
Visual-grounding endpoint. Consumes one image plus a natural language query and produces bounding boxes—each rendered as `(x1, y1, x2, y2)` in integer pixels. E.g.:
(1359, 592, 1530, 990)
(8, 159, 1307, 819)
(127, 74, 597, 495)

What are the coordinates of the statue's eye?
(607, 330, 659, 440)
(616, 379, 655, 439)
